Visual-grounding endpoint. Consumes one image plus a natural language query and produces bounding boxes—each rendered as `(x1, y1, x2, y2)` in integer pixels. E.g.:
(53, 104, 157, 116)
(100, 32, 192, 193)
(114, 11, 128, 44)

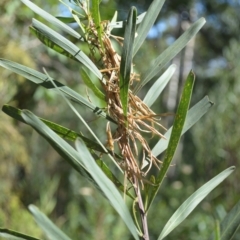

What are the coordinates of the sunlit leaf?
(45, 70, 122, 173)
(75, 139, 139, 240)
(95, 159, 134, 199)
(2, 104, 107, 153)
(30, 26, 76, 60)
(31, 18, 102, 80)
(152, 96, 214, 157)
(134, 18, 206, 93)
(158, 167, 235, 240)
(119, 7, 137, 117)
(0, 59, 115, 123)
(22, 114, 138, 238)
(21, 0, 81, 39)
(143, 64, 176, 107)
(146, 71, 195, 211)
(22, 110, 94, 179)
(133, 0, 166, 56)
(20, 110, 130, 197)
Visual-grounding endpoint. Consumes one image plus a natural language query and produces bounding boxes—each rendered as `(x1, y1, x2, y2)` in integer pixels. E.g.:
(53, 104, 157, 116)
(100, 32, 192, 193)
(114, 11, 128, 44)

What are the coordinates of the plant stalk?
(134, 176, 150, 240)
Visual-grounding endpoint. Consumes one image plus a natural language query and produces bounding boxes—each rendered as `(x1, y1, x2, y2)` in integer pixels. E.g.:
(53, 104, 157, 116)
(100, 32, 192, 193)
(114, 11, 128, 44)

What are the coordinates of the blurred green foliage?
(1, 0, 240, 239)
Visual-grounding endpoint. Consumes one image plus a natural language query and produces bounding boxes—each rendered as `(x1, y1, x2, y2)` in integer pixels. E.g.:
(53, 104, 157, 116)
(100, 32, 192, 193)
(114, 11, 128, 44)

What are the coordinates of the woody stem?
(133, 176, 150, 240)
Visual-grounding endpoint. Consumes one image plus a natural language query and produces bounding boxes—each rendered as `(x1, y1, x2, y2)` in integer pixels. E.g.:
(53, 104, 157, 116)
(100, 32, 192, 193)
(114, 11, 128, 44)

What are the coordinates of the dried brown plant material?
(87, 21, 166, 183)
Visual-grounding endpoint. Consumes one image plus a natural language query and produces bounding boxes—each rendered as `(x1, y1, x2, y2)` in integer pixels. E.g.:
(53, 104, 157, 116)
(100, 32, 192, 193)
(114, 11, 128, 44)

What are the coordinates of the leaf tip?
(201, 17, 206, 24)
(229, 166, 236, 171)
(28, 204, 36, 212)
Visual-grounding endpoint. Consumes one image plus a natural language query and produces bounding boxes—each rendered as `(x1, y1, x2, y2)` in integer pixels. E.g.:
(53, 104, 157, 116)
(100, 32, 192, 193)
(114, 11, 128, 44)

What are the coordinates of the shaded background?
(0, 0, 240, 239)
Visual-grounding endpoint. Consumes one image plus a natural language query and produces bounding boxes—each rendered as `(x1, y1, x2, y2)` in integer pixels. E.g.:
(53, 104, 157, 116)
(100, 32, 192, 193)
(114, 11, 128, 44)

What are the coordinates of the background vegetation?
(0, 0, 239, 239)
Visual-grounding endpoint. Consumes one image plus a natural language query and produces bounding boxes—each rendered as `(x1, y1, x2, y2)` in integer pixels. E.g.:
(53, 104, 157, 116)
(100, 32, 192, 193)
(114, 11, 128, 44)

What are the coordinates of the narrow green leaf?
(46, 70, 123, 173)
(3, 105, 129, 191)
(20, 110, 130, 197)
(95, 159, 134, 199)
(81, 68, 105, 101)
(21, 110, 94, 180)
(212, 199, 240, 240)
(70, 9, 86, 38)
(158, 166, 235, 240)
(30, 27, 76, 60)
(56, 16, 76, 24)
(2, 104, 108, 153)
(120, 7, 137, 117)
(59, 0, 86, 20)
(21, 0, 81, 39)
(146, 71, 195, 211)
(0, 59, 115, 123)
(152, 96, 214, 157)
(75, 139, 139, 240)
(133, 0, 166, 56)
(91, 0, 103, 49)
(0, 228, 40, 240)
(143, 64, 176, 107)
(134, 18, 206, 94)
(31, 19, 102, 80)
(58, 1, 86, 38)
(214, 220, 221, 240)
(21, 113, 137, 232)
(29, 205, 72, 240)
